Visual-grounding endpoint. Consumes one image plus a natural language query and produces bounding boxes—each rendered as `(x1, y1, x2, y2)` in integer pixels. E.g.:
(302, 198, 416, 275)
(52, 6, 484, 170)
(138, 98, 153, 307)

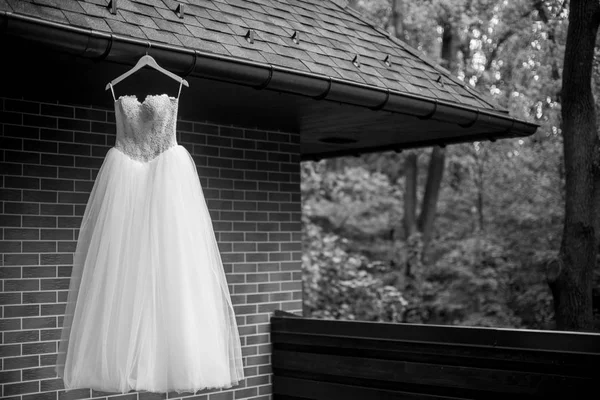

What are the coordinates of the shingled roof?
(1, 0, 537, 158)
(0, 0, 501, 111)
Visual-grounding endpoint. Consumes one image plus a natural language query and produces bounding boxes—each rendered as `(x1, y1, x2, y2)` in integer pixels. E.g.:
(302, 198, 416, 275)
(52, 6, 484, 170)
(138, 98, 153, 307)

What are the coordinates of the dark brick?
(22, 366, 57, 381)
(74, 132, 105, 145)
(22, 316, 57, 330)
(23, 114, 57, 128)
(4, 228, 39, 240)
(0, 344, 21, 359)
(58, 192, 89, 204)
(244, 192, 267, 201)
(5, 150, 41, 164)
(23, 189, 58, 202)
(58, 166, 90, 180)
(58, 143, 91, 156)
(280, 142, 300, 153)
(41, 178, 75, 191)
(58, 388, 90, 400)
(58, 118, 91, 132)
(58, 216, 82, 228)
(245, 150, 268, 161)
(23, 164, 58, 178)
(257, 202, 278, 211)
(23, 342, 57, 357)
(22, 241, 57, 252)
(0, 370, 22, 384)
(247, 293, 270, 303)
(23, 266, 57, 278)
(91, 145, 111, 157)
(75, 107, 106, 121)
(4, 176, 40, 189)
(0, 267, 22, 279)
(23, 391, 59, 400)
(257, 243, 279, 251)
(75, 156, 103, 169)
(180, 130, 204, 145)
(74, 204, 87, 215)
(219, 148, 244, 159)
(197, 145, 219, 157)
(57, 242, 76, 253)
(41, 153, 74, 167)
(258, 283, 280, 292)
(207, 136, 232, 147)
(40, 352, 59, 365)
(269, 212, 291, 222)
(137, 392, 167, 400)
(41, 104, 73, 118)
(193, 122, 219, 135)
(41, 229, 73, 240)
(177, 120, 193, 132)
(3, 355, 39, 370)
(4, 201, 40, 215)
(4, 125, 39, 139)
(91, 121, 115, 134)
(4, 329, 39, 344)
(3, 380, 40, 396)
(0, 189, 21, 201)
(5, 99, 39, 114)
(40, 129, 73, 143)
(41, 278, 70, 290)
(40, 204, 73, 218)
(219, 126, 243, 138)
(245, 129, 267, 140)
(0, 241, 21, 254)
(255, 141, 278, 151)
(0, 293, 21, 306)
(23, 216, 57, 228)
(4, 254, 39, 266)
(0, 137, 23, 150)
(244, 232, 269, 242)
(219, 170, 244, 182)
(0, 110, 22, 124)
(41, 303, 65, 316)
(41, 253, 73, 265)
(0, 214, 21, 227)
(209, 391, 233, 400)
(23, 291, 56, 303)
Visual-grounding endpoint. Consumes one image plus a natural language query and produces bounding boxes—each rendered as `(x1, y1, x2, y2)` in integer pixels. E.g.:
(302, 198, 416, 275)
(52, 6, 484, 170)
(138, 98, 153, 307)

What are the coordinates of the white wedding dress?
(55, 92, 245, 394)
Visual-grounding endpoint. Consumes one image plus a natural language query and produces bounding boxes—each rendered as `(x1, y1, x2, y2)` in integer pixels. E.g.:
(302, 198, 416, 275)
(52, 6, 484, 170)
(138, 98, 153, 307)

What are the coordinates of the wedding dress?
(55, 89, 245, 394)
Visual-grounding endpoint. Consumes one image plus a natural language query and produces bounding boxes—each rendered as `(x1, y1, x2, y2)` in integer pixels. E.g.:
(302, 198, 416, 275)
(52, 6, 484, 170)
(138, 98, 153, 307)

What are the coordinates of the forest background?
(301, 0, 600, 331)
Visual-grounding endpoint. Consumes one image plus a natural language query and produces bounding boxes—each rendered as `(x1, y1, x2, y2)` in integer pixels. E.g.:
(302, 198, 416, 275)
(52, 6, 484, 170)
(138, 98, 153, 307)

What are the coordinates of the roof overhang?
(1, 12, 539, 160)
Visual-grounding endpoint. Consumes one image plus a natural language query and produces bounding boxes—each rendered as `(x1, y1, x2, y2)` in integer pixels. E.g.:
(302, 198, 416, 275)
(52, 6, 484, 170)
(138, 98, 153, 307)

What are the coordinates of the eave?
(1, 12, 539, 160)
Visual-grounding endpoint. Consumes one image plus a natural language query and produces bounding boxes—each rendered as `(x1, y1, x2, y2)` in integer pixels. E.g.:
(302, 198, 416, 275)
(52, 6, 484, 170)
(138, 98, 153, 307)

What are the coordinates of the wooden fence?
(271, 310, 600, 399)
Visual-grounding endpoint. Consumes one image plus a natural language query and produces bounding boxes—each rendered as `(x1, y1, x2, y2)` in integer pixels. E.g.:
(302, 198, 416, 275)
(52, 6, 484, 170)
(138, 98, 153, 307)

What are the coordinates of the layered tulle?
(55, 145, 245, 394)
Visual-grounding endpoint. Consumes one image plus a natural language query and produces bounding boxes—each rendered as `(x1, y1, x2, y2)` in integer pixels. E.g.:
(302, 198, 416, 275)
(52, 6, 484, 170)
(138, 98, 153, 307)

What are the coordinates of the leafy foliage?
(302, 0, 600, 331)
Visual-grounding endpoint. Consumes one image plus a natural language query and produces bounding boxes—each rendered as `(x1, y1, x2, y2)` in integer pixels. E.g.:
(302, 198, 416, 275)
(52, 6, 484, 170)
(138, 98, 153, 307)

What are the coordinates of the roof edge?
(332, 0, 505, 112)
(1, 11, 538, 149)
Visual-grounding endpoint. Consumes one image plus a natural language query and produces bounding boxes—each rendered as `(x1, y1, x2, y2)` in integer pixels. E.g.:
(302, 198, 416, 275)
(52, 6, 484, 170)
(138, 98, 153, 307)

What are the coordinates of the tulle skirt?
(55, 145, 245, 394)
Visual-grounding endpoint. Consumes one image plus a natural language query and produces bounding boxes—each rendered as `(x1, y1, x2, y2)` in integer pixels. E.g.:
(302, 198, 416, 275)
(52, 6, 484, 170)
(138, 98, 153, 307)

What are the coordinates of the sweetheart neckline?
(115, 94, 178, 105)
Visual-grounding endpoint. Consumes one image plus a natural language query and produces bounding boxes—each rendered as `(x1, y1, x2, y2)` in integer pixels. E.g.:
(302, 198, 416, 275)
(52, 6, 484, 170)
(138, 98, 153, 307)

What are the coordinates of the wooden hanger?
(105, 52, 189, 91)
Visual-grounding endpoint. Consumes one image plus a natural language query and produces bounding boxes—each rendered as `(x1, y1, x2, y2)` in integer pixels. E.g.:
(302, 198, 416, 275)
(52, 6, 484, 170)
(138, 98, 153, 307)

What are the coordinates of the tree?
(548, 0, 600, 331)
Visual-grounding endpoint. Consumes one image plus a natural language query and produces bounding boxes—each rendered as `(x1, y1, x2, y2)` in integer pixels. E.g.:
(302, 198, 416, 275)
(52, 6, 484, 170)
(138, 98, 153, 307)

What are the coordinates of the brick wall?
(0, 96, 303, 400)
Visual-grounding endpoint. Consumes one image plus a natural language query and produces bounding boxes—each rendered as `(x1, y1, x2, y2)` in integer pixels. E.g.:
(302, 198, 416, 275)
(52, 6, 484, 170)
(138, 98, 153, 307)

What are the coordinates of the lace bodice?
(114, 94, 178, 162)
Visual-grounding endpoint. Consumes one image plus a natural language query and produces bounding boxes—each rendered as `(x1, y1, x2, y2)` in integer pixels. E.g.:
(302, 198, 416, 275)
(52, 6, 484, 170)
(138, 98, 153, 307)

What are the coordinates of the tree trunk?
(403, 152, 418, 238)
(440, 21, 459, 73)
(392, 0, 404, 39)
(550, 0, 600, 331)
(418, 146, 445, 249)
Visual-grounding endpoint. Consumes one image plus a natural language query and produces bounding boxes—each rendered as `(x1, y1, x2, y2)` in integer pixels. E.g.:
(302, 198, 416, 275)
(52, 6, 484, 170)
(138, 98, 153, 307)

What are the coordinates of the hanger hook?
(146, 42, 151, 56)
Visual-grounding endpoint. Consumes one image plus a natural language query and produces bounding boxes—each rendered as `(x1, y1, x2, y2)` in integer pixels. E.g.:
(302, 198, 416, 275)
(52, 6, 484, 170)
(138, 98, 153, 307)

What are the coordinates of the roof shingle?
(1, 0, 502, 111)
